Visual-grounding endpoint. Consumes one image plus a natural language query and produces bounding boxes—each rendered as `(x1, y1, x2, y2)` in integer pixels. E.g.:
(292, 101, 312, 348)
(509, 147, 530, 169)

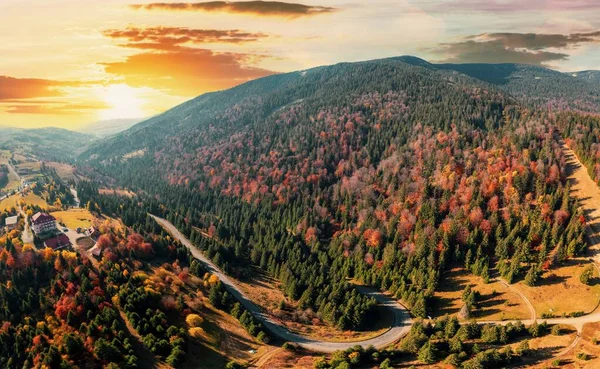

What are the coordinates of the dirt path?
(563, 144, 600, 260)
(498, 278, 536, 323)
(151, 214, 413, 353)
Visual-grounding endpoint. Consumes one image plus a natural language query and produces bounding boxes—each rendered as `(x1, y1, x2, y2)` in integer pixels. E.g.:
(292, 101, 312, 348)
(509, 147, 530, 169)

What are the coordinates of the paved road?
(150, 215, 413, 353)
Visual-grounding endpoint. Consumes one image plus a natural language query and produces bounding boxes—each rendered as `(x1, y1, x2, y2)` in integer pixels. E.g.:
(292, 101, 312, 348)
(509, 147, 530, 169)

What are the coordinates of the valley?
(3, 56, 600, 368)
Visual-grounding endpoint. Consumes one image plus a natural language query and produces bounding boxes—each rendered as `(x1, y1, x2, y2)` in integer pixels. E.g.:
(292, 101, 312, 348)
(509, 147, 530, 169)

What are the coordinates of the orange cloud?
(3, 101, 109, 115)
(129, 1, 337, 18)
(101, 48, 274, 96)
(103, 26, 269, 51)
(0, 76, 80, 101)
(0, 76, 108, 116)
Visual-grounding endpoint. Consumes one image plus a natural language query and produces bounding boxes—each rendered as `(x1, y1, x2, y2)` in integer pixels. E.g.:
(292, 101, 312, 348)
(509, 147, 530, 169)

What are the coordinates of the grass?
(0, 192, 49, 212)
(45, 162, 86, 182)
(51, 209, 95, 229)
(99, 188, 136, 197)
(433, 267, 531, 321)
(513, 258, 600, 318)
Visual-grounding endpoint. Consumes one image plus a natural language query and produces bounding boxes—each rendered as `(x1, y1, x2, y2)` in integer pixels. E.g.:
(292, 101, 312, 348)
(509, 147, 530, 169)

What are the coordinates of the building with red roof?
(31, 212, 57, 235)
(44, 234, 71, 250)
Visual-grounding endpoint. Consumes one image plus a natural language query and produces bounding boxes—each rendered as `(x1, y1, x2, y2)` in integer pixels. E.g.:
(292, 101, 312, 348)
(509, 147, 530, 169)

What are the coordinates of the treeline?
(316, 317, 562, 369)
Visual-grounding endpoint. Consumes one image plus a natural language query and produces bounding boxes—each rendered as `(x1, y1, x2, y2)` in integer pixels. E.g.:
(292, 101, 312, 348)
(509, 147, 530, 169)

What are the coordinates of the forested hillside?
(0, 127, 95, 162)
(396, 56, 600, 113)
(78, 57, 588, 332)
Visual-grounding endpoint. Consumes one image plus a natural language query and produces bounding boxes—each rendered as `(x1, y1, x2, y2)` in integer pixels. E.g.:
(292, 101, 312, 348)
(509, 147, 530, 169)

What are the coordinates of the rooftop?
(44, 234, 71, 250)
(32, 212, 56, 225)
(5, 215, 18, 226)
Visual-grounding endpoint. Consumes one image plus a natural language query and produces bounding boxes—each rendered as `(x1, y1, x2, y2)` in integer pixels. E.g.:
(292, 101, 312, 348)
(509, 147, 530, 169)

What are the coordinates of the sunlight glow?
(99, 84, 145, 120)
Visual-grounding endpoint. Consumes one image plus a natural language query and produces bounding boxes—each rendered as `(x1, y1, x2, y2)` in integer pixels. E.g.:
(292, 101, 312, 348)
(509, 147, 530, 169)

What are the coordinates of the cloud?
(0, 76, 80, 101)
(428, 0, 600, 13)
(100, 48, 274, 96)
(101, 25, 276, 96)
(431, 31, 600, 65)
(129, 1, 337, 17)
(0, 76, 109, 115)
(103, 26, 269, 51)
(3, 101, 109, 115)
(474, 31, 600, 50)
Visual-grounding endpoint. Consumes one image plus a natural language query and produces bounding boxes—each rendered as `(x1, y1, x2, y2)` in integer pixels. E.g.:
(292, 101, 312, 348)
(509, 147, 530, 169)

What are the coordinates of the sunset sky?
(2, 0, 600, 129)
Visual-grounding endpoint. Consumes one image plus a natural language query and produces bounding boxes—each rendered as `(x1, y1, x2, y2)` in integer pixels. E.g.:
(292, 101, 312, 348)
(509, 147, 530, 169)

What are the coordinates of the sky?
(1, 0, 599, 129)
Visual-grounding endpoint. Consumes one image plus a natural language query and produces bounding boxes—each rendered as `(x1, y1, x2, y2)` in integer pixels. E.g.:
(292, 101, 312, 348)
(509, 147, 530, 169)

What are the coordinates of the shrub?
(188, 327, 204, 338)
(185, 314, 204, 327)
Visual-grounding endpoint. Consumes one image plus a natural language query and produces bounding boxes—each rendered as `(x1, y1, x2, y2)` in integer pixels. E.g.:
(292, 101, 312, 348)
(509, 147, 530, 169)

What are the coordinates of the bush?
(188, 327, 204, 338)
(551, 325, 561, 336)
(185, 314, 204, 327)
(576, 352, 589, 361)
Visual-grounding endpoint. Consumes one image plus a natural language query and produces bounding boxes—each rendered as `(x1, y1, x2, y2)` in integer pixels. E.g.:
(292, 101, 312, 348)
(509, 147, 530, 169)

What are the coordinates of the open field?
(45, 162, 88, 182)
(99, 188, 136, 197)
(0, 192, 49, 212)
(51, 208, 95, 229)
(235, 270, 393, 343)
(513, 259, 600, 318)
(433, 268, 531, 321)
(0, 151, 21, 193)
(530, 322, 600, 368)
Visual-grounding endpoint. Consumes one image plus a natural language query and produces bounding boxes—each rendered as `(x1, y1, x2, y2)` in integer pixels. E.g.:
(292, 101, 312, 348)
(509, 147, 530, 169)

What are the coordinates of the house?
(87, 226, 100, 238)
(44, 234, 71, 250)
(31, 212, 57, 234)
(5, 215, 18, 231)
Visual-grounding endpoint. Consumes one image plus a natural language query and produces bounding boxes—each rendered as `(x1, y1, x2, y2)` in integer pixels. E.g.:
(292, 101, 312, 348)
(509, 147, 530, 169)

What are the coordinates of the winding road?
(148, 144, 600, 358)
(150, 215, 413, 353)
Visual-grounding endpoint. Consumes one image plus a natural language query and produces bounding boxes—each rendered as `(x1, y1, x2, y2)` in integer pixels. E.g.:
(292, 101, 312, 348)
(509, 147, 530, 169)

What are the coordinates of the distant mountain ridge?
(393, 56, 600, 111)
(78, 118, 146, 137)
(81, 55, 600, 167)
(0, 126, 95, 162)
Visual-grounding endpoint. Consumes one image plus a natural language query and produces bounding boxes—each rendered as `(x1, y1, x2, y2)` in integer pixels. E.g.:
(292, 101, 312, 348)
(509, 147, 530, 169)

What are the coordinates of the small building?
(32, 212, 57, 235)
(87, 226, 100, 238)
(5, 215, 18, 231)
(44, 234, 71, 251)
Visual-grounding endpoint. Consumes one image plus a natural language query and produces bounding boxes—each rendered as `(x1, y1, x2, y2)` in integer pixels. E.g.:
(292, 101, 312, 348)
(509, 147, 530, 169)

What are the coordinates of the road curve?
(150, 214, 413, 353)
(497, 278, 536, 323)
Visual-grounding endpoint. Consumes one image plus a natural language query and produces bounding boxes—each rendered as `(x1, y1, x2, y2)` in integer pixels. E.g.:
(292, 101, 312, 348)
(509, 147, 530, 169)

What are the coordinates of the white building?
(31, 212, 56, 234)
(4, 215, 18, 231)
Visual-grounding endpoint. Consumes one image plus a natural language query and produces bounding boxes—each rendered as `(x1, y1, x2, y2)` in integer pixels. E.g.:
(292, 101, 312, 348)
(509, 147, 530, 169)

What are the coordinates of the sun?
(99, 84, 145, 120)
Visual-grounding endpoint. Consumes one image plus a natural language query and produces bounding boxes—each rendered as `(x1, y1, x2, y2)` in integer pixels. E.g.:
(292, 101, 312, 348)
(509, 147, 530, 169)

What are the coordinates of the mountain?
(78, 117, 146, 137)
(572, 70, 600, 84)
(394, 56, 600, 112)
(77, 54, 589, 339)
(80, 57, 505, 166)
(0, 126, 95, 162)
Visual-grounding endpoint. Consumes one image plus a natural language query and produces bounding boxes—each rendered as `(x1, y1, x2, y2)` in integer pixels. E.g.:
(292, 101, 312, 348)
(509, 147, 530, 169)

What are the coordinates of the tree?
(418, 341, 438, 364)
(524, 265, 540, 287)
(580, 264, 594, 285)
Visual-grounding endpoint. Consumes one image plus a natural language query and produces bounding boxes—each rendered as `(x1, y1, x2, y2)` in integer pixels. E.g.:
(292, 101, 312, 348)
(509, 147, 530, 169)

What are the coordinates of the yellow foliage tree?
(185, 314, 204, 328)
(208, 274, 220, 285)
(189, 327, 204, 338)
